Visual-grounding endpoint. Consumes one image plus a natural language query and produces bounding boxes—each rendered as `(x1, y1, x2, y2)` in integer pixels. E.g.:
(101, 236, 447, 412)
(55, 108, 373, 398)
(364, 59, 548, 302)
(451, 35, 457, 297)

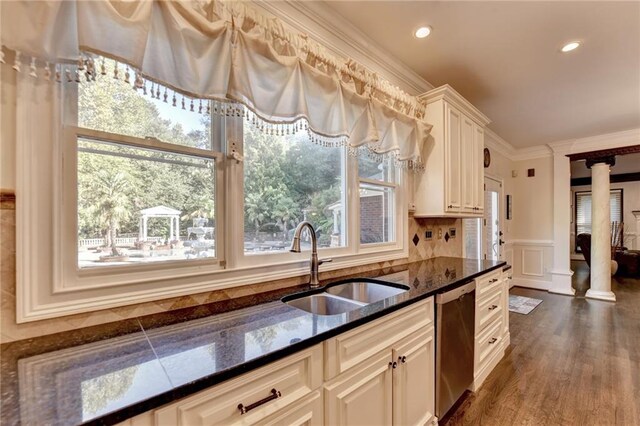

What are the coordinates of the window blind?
(575, 189, 623, 252)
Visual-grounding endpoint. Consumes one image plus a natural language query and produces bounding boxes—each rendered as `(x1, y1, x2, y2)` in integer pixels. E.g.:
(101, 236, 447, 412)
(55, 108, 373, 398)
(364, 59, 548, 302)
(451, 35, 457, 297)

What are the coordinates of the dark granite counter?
(0, 257, 506, 426)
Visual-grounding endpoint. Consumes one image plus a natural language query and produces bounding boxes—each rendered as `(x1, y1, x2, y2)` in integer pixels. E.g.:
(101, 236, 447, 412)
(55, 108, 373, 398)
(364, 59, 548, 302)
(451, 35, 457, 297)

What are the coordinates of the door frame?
(483, 174, 504, 261)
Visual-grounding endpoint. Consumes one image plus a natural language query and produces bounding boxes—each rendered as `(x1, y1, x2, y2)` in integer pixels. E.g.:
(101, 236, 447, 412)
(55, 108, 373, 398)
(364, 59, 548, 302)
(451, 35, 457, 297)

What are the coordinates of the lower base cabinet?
(324, 349, 393, 426)
(116, 299, 436, 426)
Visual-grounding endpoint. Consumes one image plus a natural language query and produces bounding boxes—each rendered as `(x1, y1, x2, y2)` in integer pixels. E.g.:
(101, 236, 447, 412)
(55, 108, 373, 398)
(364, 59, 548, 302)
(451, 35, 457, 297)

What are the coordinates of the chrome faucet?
(290, 221, 332, 288)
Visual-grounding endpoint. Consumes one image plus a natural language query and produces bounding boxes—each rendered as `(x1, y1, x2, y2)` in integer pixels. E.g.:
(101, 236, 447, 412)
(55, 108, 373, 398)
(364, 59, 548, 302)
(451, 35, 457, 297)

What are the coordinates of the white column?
(175, 217, 180, 241)
(549, 151, 575, 295)
(586, 162, 616, 302)
(169, 217, 174, 241)
(139, 217, 143, 241)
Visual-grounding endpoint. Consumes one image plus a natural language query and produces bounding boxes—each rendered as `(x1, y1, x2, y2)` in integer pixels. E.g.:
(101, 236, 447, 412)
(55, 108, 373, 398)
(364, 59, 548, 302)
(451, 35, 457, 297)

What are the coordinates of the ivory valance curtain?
(1, 0, 431, 168)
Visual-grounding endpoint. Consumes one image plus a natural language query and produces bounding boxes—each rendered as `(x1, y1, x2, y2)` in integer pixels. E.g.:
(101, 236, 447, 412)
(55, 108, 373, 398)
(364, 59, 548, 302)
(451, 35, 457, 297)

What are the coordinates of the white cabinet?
(118, 299, 436, 426)
(324, 349, 394, 426)
(154, 344, 323, 426)
(392, 328, 436, 426)
(445, 105, 463, 213)
(414, 84, 490, 218)
(324, 299, 436, 426)
(471, 270, 508, 391)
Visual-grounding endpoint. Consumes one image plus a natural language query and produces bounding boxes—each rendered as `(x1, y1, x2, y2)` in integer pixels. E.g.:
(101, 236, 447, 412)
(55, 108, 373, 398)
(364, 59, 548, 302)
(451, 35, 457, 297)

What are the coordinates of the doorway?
(483, 176, 503, 261)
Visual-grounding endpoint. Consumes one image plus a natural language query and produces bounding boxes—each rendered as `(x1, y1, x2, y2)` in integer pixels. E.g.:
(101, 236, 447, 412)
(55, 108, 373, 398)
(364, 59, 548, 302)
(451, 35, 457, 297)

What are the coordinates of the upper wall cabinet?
(414, 85, 491, 218)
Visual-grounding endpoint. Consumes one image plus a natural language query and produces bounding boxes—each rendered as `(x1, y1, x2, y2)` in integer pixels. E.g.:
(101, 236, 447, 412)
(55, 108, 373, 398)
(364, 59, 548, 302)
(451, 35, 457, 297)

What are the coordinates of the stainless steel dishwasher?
(435, 280, 476, 419)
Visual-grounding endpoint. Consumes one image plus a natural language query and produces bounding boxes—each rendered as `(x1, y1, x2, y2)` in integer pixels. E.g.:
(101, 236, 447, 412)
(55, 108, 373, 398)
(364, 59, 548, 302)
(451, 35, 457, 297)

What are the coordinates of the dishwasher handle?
(435, 280, 476, 304)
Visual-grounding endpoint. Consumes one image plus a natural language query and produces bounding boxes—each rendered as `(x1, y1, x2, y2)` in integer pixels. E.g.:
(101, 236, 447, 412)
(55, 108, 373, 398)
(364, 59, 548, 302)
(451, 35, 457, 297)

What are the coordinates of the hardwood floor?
(442, 263, 640, 425)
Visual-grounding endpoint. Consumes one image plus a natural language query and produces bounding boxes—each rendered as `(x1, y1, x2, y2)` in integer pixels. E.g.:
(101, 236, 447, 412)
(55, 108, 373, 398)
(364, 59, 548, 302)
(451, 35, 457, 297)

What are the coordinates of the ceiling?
(571, 152, 640, 178)
(324, 1, 640, 148)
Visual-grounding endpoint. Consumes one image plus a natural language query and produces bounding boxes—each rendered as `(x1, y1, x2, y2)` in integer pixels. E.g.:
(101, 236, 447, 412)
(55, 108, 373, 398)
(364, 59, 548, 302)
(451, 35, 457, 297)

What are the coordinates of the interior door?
(483, 177, 503, 261)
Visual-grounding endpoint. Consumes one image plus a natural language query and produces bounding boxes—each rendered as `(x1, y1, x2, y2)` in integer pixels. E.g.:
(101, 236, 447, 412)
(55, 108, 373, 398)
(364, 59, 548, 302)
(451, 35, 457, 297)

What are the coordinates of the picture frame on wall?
(506, 194, 512, 220)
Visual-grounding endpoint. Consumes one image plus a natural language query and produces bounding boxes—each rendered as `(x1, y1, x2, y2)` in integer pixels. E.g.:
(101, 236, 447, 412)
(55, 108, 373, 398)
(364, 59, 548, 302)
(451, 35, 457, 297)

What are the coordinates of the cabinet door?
(258, 391, 323, 426)
(474, 125, 485, 212)
(461, 116, 475, 212)
(392, 327, 436, 426)
(324, 350, 393, 426)
(445, 105, 462, 212)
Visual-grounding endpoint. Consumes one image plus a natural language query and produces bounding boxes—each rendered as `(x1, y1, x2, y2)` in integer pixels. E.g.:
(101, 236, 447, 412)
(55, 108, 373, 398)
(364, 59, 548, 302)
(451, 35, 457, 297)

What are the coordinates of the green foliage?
(77, 62, 344, 249)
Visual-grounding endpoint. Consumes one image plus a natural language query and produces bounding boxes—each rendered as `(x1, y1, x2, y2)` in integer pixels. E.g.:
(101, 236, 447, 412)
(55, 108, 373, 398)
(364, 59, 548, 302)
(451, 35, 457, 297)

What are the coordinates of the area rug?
(509, 295, 543, 315)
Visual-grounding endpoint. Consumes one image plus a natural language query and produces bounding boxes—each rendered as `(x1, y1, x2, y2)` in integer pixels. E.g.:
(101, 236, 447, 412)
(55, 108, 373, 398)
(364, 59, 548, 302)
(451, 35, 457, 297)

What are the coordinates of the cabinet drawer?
(257, 390, 323, 426)
(476, 271, 502, 301)
(155, 344, 323, 426)
(476, 288, 503, 334)
(474, 317, 503, 372)
(324, 298, 434, 380)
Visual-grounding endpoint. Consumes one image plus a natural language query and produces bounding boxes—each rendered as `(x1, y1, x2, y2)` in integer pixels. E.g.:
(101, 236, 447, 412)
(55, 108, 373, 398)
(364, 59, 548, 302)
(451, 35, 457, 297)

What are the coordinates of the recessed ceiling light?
(561, 41, 581, 53)
(414, 26, 432, 39)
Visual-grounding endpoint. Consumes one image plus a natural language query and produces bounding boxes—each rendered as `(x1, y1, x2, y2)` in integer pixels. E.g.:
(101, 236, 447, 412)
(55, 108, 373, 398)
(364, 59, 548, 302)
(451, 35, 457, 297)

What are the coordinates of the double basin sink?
(284, 280, 409, 316)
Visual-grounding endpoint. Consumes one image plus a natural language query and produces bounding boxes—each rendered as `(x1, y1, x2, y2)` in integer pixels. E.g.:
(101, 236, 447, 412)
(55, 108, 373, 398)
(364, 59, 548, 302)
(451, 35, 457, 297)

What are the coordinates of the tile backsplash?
(0, 194, 461, 343)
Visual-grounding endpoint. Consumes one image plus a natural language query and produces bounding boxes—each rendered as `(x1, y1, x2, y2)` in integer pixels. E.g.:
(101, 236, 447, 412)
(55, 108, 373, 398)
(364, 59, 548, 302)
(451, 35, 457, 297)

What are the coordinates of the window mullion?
(223, 115, 244, 269)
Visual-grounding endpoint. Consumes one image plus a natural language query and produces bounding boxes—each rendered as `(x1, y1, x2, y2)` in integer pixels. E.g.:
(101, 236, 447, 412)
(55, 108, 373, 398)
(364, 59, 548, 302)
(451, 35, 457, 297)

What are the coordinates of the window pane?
(358, 152, 396, 182)
(464, 218, 482, 259)
(77, 138, 216, 268)
(78, 61, 211, 149)
(243, 125, 345, 254)
(360, 183, 394, 244)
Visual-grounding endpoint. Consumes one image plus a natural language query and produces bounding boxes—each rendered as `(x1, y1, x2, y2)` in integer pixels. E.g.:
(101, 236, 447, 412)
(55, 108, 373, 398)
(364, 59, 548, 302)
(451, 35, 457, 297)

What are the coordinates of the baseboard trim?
(512, 277, 551, 291)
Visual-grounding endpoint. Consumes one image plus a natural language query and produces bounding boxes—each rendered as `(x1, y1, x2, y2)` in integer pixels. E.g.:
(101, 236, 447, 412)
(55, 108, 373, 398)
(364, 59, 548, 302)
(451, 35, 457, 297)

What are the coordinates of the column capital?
(586, 156, 616, 169)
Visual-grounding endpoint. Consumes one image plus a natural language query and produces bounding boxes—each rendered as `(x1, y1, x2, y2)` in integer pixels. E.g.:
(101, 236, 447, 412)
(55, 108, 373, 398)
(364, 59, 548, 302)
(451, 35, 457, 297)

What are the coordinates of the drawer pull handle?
(238, 388, 282, 415)
(489, 278, 499, 283)
(389, 361, 398, 369)
(488, 337, 498, 344)
(488, 305, 498, 311)
(399, 356, 407, 364)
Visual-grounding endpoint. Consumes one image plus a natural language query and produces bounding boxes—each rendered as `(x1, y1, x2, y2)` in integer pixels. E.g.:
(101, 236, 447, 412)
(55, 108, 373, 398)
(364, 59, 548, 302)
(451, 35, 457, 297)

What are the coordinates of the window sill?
(21, 246, 409, 323)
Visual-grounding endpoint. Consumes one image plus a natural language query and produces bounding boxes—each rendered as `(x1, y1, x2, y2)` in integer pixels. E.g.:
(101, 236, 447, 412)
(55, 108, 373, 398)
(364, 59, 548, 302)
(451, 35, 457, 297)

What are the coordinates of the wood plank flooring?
(442, 261, 640, 425)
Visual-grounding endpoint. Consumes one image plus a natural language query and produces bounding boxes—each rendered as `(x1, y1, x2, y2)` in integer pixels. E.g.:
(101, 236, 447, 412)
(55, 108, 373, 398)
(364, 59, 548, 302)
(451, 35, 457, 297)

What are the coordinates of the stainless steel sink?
(285, 294, 365, 315)
(325, 281, 409, 304)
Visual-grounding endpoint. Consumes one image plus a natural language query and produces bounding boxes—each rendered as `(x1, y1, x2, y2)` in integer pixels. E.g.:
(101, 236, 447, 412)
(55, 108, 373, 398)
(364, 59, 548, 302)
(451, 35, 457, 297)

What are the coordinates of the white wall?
(571, 180, 640, 256)
(509, 155, 555, 290)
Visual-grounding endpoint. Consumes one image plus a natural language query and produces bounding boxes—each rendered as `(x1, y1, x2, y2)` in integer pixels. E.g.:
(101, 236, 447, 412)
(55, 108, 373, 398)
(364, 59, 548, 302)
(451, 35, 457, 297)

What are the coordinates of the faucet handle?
(319, 258, 333, 265)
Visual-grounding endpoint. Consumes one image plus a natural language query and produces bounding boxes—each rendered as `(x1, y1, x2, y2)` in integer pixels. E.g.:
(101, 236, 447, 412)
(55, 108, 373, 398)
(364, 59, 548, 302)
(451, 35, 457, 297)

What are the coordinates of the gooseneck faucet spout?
(290, 221, 331, 288)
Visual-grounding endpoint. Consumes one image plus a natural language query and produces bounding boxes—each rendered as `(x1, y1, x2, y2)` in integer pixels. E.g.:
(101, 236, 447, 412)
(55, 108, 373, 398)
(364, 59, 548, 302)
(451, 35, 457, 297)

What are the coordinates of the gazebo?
(138, 206, 182, 242)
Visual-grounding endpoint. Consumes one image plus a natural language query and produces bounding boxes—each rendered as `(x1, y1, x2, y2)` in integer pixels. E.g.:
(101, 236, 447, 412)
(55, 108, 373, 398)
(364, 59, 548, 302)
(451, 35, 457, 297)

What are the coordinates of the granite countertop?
(0, 257, 506, 426)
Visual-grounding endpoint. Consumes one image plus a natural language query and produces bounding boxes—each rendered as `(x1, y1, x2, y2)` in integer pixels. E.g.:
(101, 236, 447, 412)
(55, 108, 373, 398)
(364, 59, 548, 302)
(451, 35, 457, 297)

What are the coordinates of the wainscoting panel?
(521, 248, 544, 277)
(509, 240, 554, 290)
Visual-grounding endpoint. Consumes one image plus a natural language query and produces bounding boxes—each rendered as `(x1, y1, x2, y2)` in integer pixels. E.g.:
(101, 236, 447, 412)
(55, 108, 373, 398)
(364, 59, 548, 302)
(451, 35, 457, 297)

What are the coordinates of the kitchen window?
(358, 154, 397, 245)
(73, 63, 222, 270)
(242, 124, 346, 255)
(58, 65, 404, 291)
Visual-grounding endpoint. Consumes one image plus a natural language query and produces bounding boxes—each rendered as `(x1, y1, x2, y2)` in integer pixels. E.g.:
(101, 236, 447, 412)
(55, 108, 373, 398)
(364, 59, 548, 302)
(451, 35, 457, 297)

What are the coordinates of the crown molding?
(484, 128, 516, 159)
(512, 145, 553, 162)
(548, 127, 640, 156)
(253, 1, 433, 96)
(418, 84, 492, 126)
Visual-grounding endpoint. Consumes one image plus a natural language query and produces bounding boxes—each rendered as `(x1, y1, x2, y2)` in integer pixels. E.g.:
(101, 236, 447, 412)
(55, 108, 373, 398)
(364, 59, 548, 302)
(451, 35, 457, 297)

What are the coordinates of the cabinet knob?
(488, 337, 498, 344)
(488, 305, 498, 311)
(399, 356, 407, 364)
(389, 361, 398, 369)
(489, 278, 499, 283)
